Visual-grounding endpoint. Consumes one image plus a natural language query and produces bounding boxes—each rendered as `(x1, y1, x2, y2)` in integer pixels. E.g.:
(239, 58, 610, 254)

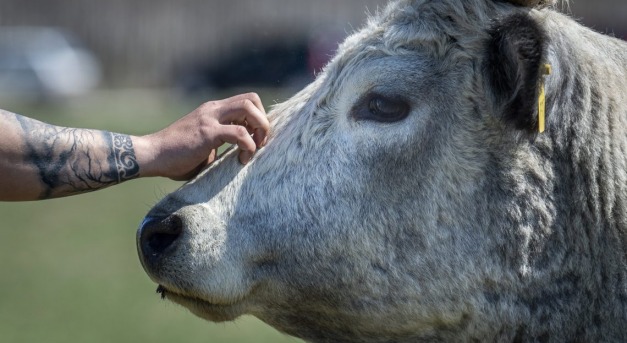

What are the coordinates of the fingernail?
(240, 151, 252, 165)
(254, 128, 267, 148)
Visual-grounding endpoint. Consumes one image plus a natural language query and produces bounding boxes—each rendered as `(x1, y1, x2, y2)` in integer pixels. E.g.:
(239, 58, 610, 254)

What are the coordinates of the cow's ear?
(484, 12, 547, 132)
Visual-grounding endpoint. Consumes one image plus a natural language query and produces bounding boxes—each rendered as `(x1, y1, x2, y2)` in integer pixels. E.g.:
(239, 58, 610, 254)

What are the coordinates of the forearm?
(0, 93, 268, 200)
(0, 110, 141, 201)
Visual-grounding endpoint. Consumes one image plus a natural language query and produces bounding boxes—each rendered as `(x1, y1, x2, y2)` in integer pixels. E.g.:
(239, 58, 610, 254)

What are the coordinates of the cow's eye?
(353, 93, 410, 123)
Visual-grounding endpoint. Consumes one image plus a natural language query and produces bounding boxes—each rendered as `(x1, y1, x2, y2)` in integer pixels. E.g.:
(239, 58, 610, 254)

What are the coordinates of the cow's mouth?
(155, 285, 243, 322)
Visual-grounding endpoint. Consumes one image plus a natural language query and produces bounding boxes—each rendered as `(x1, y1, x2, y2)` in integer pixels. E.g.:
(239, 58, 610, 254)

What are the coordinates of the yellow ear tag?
(538, 63, 552, 133)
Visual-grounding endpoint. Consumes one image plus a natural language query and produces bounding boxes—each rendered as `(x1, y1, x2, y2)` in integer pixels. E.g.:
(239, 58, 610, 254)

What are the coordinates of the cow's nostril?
(147, 227, 179, 253)
(138, 215, 183, 260)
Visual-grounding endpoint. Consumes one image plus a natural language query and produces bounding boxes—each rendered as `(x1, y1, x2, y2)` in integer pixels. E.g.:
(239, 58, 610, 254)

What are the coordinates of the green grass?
(0, 90, 301, 343)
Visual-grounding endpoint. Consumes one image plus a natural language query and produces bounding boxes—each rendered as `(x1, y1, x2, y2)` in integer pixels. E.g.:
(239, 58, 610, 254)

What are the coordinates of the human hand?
(134, 93, 269, 181)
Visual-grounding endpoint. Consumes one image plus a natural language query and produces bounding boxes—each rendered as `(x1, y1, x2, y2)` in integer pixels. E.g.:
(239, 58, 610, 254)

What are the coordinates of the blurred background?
(0, 1, 624, 342)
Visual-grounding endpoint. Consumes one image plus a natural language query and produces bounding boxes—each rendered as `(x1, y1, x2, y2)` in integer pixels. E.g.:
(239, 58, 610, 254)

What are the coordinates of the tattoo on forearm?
(108, 133, 140, 183)
(16, 116, 139, 199)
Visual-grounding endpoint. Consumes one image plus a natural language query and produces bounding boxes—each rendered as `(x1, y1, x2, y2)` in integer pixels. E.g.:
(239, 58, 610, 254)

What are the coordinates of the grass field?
(0, 90, 302, 343)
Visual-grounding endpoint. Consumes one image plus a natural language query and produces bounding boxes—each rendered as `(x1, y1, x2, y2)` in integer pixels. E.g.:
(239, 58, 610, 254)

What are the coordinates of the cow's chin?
(157, 285, 244, 322)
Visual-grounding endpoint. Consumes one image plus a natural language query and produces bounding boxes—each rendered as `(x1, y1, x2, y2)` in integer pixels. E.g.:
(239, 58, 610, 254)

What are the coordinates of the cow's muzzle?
(137, 215, 183, 273)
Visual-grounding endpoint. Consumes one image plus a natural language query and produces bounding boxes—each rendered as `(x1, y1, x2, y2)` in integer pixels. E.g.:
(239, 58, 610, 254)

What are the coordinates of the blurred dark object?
(177, 40, 309, 94)
(176, 31, 343, 96)
(0, 27, 101, 102)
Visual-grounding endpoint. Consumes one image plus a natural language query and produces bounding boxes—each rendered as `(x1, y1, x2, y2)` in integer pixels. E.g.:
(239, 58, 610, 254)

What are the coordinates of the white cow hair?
(140, 0, 627, 341)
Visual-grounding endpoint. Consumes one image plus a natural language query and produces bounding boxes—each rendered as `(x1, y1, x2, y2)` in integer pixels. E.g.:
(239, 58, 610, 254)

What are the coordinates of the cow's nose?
(137, 215, 183, 267)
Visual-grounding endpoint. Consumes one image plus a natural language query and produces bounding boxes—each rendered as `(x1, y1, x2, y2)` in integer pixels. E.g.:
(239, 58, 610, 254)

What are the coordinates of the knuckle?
(199, 101, 219, 113)
(246, 92, 261, 102)
(201, 100, 217, 108)
(241, 98, 255, 109)
(244, 92, 259, 100)
(234, 125, 249, 137)
(239, 99, 258, 116)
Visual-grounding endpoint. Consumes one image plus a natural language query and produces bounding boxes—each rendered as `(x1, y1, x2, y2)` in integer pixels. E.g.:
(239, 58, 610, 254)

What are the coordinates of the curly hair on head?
(506, 0, 563, 7)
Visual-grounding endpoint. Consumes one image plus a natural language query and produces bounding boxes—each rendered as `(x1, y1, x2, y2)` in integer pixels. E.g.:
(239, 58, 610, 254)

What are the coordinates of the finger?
(253, 127, 266, 147)
(226, 92, 265, 114)
(242, 123, 267, 147)
(221, 99, 268, 130)
(221, 99, 270, 147)
(239, 150, 253, 165)
(216, 125, 257, 164)
(206, 149, 217, 165)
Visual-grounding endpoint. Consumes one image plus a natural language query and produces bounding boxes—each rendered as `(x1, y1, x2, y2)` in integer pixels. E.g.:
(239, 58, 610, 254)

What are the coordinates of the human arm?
(0, 92, 268, 201)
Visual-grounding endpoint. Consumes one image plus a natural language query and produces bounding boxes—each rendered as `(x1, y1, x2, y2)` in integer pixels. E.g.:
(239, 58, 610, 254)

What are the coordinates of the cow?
(137, 0, 627, 341)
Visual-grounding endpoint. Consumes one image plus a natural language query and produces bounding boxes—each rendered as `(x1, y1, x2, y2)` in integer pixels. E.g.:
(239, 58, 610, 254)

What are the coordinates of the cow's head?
(138, 0, 571, 341)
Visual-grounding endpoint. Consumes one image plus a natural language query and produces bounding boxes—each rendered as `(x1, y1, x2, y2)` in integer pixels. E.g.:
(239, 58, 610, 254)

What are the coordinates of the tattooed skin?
(15, 116, 139, 199)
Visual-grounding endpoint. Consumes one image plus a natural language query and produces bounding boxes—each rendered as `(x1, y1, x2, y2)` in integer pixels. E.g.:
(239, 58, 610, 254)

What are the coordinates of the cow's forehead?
(378, 0, 496, 49)
(314, 0, 490, 104)
(340, 0, 497, 62)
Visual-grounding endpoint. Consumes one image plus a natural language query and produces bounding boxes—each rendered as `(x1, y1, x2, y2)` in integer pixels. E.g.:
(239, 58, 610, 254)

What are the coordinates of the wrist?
(132, 135, 161, 178)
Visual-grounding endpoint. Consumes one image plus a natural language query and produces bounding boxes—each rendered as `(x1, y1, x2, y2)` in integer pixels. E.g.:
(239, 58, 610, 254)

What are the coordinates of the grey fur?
(138, 0, 627, 341)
